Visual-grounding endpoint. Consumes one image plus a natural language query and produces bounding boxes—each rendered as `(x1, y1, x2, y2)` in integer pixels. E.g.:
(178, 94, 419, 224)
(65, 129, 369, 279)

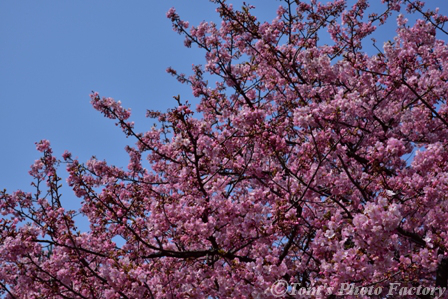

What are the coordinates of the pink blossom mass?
(2, 0, 448, 298)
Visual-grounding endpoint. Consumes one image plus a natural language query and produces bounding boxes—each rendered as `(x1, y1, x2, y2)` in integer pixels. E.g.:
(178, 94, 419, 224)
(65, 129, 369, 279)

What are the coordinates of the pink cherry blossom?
(2, 1, 448, 298)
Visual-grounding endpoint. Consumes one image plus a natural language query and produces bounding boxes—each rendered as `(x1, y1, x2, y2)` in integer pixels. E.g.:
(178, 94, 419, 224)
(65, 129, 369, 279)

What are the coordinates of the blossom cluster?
(2, 0, 448, 298)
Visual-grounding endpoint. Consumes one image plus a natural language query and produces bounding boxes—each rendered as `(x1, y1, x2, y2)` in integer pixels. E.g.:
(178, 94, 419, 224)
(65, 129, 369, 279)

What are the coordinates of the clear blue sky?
(1, 1, 447, 231)
(0, 1, 281, 231)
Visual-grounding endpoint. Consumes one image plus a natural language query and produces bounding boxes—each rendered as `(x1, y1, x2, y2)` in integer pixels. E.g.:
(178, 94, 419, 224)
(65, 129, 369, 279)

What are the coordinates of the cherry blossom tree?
(2, 0, 448, 298)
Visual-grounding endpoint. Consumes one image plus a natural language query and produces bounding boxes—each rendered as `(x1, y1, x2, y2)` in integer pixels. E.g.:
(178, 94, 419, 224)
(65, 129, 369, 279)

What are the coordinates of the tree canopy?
(2, 0, 448, 298)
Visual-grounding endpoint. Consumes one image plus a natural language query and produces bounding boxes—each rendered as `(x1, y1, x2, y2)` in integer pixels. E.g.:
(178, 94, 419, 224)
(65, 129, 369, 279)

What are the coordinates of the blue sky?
(1, 1, 447, 231)
(0, 1, 221, 192)
(0, 1, 281, 231)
